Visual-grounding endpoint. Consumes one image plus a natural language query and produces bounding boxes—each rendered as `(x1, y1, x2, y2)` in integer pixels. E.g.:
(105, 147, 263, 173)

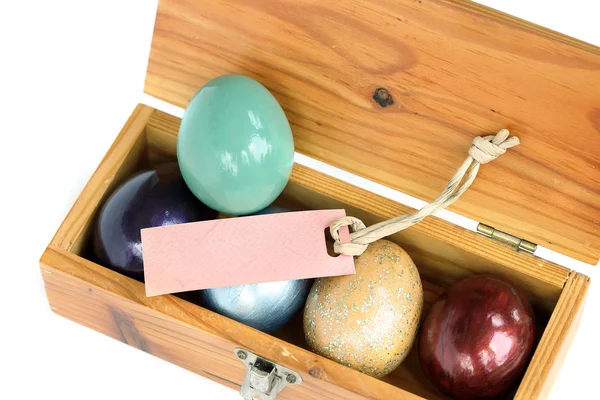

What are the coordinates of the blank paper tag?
(141, 209, 355, 297)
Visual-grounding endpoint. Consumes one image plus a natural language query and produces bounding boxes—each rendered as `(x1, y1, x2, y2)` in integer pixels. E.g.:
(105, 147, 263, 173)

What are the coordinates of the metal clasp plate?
(234, 348, 302, 400)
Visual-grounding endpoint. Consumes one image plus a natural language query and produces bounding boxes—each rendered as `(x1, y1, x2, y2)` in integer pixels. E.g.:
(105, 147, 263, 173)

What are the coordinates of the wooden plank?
(50, 104, 153, 254)
(144, 0, 600, 264)
(146, 109, 571, 314)
(40, 246, 431, 400)
(516, 272, 591, 399)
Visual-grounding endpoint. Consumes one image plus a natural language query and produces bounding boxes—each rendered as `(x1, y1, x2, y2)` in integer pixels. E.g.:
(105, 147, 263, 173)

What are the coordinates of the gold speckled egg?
(303, 239, 423, 378)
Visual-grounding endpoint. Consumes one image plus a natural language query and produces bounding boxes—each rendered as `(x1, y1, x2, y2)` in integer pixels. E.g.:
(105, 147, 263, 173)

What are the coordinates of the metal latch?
(477, 223, 537, 253)
(235, 348, 302, 400)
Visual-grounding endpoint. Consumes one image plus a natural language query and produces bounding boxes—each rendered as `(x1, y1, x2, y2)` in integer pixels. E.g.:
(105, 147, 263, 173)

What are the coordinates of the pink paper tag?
(141, 209, 354, 297)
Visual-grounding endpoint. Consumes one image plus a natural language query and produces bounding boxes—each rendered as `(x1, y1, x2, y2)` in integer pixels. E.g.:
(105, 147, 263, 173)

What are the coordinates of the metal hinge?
(476, 223, 538, 253)
(234, 348, 302, 400)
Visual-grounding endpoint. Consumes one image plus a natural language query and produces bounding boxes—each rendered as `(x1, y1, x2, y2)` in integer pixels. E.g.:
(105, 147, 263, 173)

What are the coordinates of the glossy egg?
(93, 162, 217, 281)
(177, 74, 295, 216)
(200, 206, 313, 334)
(304, 240, 423, 378)
(418, 274, 535, 400)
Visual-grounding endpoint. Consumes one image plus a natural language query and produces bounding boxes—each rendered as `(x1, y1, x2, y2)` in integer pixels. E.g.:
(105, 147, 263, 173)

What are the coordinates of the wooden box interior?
(41, 105, 588, 400)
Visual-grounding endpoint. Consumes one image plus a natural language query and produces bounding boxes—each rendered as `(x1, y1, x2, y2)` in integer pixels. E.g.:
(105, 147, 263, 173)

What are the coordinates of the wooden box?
(41, 1, 599, 399)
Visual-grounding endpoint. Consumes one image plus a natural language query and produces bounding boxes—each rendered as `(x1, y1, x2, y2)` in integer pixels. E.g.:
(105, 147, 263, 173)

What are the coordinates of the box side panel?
(50, 104, 153, 254)
(516, 272, 590, 399)
(40, 246, 427, 400)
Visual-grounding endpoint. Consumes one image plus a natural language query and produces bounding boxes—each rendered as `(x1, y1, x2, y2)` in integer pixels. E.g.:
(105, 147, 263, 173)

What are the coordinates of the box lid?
(144, 0, 600, 264)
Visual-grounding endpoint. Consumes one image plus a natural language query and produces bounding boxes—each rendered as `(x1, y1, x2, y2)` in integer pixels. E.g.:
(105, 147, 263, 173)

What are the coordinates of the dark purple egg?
(93, 162, 217, 281)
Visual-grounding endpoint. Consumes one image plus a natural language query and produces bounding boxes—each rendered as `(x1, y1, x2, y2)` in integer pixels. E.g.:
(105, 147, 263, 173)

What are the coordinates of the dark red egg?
(93, 162, 217, 281)
(418, 274, 535, 400)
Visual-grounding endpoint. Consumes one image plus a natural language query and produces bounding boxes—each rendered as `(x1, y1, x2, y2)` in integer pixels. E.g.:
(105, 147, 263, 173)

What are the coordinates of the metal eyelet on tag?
(234, 348, 302, 400)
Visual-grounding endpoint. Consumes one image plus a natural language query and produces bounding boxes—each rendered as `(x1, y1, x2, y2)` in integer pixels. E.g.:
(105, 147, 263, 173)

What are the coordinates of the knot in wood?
(373, 88, 394, 107)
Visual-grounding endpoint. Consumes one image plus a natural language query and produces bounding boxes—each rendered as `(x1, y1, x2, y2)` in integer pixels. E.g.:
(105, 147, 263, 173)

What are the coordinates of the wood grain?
(147, 109, 571, 315)
(144, 0, 600, 264)
(41, 243, 561, 400)
(41, 246, 436, 400)
(516, 272, 590, 399)
(50, 104, 153, 254)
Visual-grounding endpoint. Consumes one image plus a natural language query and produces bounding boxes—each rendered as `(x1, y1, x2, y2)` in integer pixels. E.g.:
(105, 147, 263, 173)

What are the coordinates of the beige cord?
(330, 129, 520, 256)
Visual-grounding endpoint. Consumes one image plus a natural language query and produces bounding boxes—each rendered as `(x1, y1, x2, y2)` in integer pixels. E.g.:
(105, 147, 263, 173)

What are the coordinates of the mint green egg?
(177, 75, 295, 215)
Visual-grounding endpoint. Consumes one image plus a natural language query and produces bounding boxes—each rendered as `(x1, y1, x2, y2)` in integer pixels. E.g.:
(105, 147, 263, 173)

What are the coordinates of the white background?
(1, 1, 598, 399)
